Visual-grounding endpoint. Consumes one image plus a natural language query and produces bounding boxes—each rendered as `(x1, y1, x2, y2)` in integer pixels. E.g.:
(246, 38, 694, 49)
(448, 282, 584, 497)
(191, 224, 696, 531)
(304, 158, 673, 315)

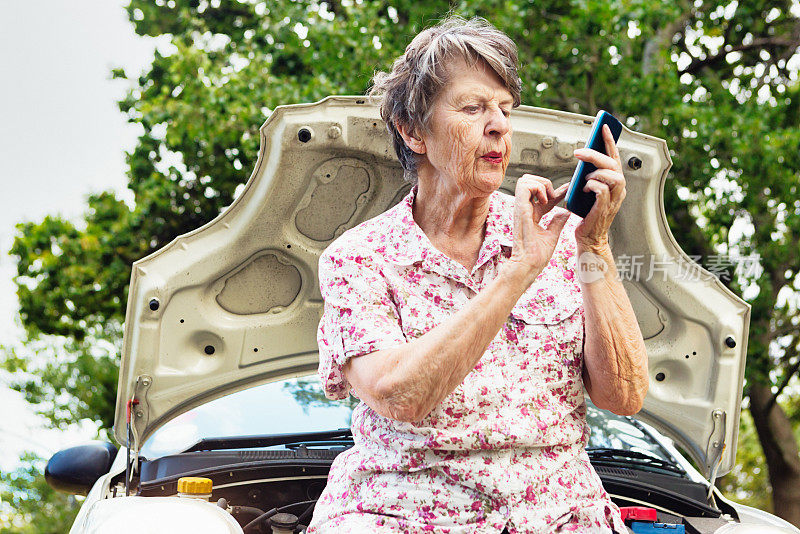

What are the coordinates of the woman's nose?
(485, 107, 510, 137)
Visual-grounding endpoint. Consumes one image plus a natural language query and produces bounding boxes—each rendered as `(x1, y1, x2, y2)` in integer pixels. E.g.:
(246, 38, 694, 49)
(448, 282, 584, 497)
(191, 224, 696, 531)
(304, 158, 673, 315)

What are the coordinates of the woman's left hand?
(572, 124, 626, 249)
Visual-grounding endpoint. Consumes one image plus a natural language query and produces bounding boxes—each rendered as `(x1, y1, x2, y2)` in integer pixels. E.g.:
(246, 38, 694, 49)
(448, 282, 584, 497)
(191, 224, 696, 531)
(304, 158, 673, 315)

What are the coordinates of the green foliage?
(1, 339, 118, 431)
(282, 376, 358, 423)
(0, 454, 81, 534)
(3, 0, 800, 522)
(717, 407, 773, 512)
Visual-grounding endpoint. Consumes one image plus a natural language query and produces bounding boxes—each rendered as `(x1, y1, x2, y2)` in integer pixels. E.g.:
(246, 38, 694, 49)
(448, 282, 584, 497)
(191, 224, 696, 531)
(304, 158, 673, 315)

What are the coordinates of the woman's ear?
(395, 121, 426, 155)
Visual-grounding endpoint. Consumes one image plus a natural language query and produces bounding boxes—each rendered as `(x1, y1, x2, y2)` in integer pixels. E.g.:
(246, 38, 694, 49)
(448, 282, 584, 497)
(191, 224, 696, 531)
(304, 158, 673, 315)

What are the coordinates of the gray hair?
(369, 16, 522, 182)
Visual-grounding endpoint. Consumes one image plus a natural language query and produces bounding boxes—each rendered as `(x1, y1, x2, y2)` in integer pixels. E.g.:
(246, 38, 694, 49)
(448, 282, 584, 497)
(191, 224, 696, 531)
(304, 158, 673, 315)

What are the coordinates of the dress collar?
(381, 185, 514, 273)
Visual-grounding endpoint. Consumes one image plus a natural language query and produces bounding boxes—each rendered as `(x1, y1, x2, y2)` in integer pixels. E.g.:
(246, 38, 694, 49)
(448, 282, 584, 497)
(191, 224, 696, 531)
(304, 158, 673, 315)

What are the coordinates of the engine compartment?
(122, 447, 735, 534)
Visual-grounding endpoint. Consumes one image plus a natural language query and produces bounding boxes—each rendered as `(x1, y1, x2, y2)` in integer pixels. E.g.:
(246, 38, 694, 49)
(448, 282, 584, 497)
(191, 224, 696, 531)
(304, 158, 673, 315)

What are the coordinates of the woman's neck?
(412, 172, 491, 271)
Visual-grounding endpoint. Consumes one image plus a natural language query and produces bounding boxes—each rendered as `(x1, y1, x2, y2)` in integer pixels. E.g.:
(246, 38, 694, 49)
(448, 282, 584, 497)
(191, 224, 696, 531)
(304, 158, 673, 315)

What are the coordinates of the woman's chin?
(472, 171, 506, 193)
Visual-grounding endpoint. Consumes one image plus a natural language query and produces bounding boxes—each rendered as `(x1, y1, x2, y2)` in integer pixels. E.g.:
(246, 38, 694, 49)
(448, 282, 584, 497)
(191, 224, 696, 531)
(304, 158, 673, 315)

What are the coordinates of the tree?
(716, 405, 772, 512)
(0, 454, 81, 534)
(4, 0, 800, 524)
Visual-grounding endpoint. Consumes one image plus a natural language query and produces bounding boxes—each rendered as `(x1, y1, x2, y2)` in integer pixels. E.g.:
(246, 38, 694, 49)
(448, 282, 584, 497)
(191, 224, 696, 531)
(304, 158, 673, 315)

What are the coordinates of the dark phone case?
(566, 110, 623, 218)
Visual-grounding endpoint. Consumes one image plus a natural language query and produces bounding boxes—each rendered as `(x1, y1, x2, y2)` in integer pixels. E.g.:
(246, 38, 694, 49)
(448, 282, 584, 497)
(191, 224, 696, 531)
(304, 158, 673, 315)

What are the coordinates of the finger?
(515, 176, 539, 208)
(552, 183, 569, 203)
(525, 175, 555, 202)
(602, 124, 621, 166)
(543, 178, 555, 200)
(586, 169, 625, 204)
(543, 207, 570, 239)
(530, 182, 548, 205)
(583, 179, 610, 207)
(517, 175, 547, 196)
(519, 173, 549, 185)
(544, 184, 568, 212)
(574, 146, 620, 172)
(536, 184, 574, 224)
(579, 180, 604, 227)
(520, 173, 554, 190)
(586, 169, 624, 190)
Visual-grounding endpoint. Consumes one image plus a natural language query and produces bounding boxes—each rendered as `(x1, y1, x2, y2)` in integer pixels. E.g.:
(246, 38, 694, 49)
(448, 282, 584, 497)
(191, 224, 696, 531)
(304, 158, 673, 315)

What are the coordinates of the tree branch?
(765, 347, 800, 414)
(326, 0, 345, 20)
(752, 23, 800, 88)
(547, 77, 591, 113)
(680, 35, 798, 76)
(772, 321, 800, 341)
(642, 3, 697, 77)
(586, 45, 598, 112)
(721, 17, 735, 51)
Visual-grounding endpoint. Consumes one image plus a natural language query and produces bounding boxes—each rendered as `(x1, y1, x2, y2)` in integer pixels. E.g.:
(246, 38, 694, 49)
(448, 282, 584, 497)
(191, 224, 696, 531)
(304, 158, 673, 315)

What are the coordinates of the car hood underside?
(115, 96, 750, 478)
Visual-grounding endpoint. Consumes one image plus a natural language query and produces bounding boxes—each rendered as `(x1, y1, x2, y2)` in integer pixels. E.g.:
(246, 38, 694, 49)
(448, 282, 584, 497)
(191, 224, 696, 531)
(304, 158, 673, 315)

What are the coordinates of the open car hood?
(115, 96, 749, 477)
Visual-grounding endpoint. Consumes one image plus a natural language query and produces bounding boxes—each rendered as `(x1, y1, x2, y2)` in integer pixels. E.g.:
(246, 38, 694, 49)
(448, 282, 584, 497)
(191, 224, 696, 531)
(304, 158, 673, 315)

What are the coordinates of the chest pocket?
(507, 260, 585, 376)
(396, 291, 459, 340)
(510, 248, 582, 319)
(509, 283, 582, 325)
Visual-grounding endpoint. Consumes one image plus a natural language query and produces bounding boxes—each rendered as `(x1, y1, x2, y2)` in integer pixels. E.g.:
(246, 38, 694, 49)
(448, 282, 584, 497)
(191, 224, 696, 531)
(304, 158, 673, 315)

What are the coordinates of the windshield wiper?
(182, 428, 353, 453)
(587, 447, 685, 475)
(183, 433, 683, 476)
(285, 440, 353, 450)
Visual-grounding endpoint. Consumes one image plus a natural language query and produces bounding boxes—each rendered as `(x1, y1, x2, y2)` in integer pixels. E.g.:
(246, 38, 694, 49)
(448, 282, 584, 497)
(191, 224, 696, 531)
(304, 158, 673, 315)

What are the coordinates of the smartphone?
(565, 110, 623, 218)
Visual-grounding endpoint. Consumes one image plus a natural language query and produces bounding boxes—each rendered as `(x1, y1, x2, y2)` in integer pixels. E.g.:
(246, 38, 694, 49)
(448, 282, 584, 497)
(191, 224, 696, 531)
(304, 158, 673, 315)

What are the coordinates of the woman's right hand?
(504, 175, 571, 287)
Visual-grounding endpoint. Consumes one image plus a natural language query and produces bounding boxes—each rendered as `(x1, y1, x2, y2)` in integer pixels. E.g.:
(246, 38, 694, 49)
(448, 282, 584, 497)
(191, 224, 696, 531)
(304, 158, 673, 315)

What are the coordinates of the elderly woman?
(307, 16, 648, 534)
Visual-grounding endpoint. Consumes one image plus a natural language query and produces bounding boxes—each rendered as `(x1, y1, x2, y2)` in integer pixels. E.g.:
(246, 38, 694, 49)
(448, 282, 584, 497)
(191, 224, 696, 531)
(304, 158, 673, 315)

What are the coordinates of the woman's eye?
(463, 105, 480, 113)
(501, 109, 511, 118)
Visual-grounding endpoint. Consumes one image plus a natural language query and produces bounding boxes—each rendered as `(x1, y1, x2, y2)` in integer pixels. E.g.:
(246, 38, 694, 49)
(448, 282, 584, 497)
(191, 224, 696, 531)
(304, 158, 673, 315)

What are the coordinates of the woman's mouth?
(481, 151, 503, 164)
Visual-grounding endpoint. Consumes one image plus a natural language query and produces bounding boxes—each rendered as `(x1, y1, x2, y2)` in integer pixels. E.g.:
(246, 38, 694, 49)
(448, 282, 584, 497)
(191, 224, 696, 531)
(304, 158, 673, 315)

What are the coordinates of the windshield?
(585, 403, 675, 463)
(141, 376, 353, 458)
(142, 376, 675, 465)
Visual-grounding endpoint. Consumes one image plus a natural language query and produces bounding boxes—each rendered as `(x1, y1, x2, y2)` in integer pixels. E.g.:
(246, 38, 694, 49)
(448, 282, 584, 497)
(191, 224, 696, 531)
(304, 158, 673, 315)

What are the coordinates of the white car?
(45, 97, 799, 534)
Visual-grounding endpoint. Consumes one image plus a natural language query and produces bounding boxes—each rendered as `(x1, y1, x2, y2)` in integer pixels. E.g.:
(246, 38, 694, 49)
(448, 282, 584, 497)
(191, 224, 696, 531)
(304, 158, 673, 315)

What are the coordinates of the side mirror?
(45, 442, 118, 495)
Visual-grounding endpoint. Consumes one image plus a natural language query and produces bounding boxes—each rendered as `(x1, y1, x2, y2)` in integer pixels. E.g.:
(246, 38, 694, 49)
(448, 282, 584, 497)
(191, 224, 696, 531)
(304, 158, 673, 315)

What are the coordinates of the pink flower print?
(309, 188, 620, 533)
(537, 420, 548, 431)
(506, 324, 518, 343)
(525, 485, 536, 501)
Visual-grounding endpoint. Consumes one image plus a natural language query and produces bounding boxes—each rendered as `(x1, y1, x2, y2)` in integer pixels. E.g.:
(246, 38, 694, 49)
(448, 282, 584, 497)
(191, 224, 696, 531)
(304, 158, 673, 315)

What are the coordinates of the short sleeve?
(316, 246, 407, 400)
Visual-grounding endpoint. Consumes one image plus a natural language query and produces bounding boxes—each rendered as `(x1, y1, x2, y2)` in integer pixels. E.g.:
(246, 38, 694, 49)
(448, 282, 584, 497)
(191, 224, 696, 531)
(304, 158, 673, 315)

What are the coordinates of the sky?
(0, 0, 158, 471)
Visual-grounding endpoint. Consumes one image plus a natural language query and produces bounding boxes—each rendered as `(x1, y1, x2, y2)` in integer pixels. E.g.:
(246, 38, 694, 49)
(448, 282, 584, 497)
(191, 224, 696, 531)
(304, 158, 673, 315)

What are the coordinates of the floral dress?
(306, 186, 624, 534)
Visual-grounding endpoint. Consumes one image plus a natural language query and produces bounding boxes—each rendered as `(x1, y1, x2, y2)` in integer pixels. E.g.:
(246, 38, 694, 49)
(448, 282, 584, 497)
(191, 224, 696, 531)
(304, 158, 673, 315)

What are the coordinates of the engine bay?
(118, 441, 738, 534)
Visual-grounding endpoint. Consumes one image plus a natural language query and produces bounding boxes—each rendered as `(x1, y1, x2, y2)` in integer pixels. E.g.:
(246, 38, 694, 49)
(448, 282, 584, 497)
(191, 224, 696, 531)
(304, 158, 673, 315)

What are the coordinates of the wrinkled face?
(420, 58, 513, 195)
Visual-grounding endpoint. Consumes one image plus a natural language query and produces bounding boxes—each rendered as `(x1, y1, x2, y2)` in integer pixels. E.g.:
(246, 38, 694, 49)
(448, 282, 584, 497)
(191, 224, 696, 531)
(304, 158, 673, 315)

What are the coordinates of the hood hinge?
(706, 409, 727, 499)
(125, 375, 152, 495)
